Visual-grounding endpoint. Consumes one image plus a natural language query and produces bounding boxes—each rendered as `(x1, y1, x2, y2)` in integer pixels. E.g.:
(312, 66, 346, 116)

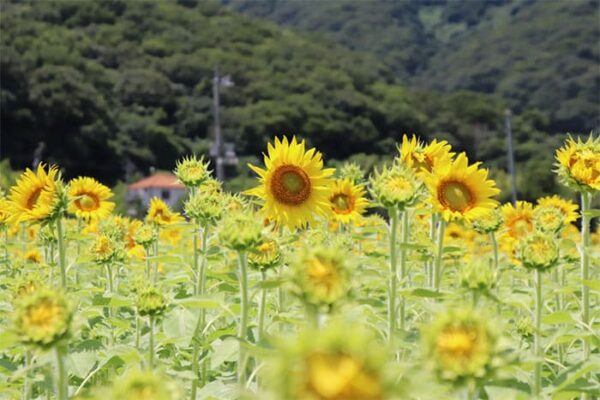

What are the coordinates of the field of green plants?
(0, 134, 598, 400)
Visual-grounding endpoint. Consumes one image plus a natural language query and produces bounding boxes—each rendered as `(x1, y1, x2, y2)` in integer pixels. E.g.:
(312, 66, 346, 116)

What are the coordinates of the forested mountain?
(225, 0, 600, 133)
(0, 0, 571, 200)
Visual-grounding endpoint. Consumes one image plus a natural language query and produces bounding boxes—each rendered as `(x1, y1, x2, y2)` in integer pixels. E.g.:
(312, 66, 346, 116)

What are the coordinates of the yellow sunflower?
(0, 197, 11, 227)
(245, 136, 334, 229)
(8, 164, 62, 223)
(555, 134, 600, 192)
(424, 153, 499, 221)
(536, 195, 579, 224)
(328, 178, 369, 224)
(398, 134, 454, 176)
(67, 177, 115, 221)
(501, 201, 534, 241)
(145, 197, 183, 226)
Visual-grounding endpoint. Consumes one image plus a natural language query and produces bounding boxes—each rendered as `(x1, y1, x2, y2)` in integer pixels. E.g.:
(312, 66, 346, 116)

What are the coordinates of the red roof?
(128, 173, 185, 190)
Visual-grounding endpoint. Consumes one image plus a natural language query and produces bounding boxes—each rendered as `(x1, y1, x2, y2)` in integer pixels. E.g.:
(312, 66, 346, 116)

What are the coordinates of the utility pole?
(212, 65, 224, 181)
(505, 109, 517, 205)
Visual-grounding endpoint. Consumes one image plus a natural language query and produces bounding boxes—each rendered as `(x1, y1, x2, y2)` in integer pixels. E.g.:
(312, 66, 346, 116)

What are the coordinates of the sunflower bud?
(111, 370, 182, 400)
(14, 288, 73, 348)
(218, 211, 263, 252)
(518, 233, 559, 270)
(424, 307, 499, 384)
(174, 155, 210, 188)
(369, 163, 423, 210)
(338, 162, 365, 184)
(533, 205, 564, 235)
(291, 246, 352, 308)
(266, 322, 397, 400)
(472, 208, 503, 234)
(184, 190, 223, 226)
(91, 235, 123, 264)
(515, 317, 534, 340)
(248, 237, 281, 271)
(458, 261, 497, 292)
(134, 224, 157, 249)
(136, 287, 167, 317)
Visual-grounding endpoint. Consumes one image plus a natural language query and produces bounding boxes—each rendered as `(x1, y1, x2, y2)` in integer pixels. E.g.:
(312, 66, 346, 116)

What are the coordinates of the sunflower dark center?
(270, 165, 311, 205)
(26, 187, 43, 210)
(331, 193, 353, 214)
(76, 193, 100, 211)
(439, 181, 474, 212)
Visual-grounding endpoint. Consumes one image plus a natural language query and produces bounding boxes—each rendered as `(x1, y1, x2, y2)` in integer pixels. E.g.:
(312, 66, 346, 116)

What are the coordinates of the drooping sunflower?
(8, 164, 63, 223)
(555, 134, 600, 192)
(245, 136, 334, 229)
(328, 178, 369, 224)
(398, 134, 454, 176)
(67, 177, 115, 221)
(536, 195, 579, 224)
(424, 153, 500, 222)
(145, 197, 183, 226)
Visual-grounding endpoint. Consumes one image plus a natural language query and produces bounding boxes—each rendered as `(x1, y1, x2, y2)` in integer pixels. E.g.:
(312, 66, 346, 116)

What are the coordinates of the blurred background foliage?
(1, 0, 597, 203)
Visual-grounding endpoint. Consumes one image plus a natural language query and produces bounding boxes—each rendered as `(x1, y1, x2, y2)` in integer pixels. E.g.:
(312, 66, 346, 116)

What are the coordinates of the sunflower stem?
(237, 251, 249, 384)
(192, 227, 199, 296)
(55, 345, 68, 400)
(258, 269, 268, 341)
(428, 212, 438, 287)
(580, 192, 591, 365)
(434, 219, 446, 291)
(56, 217, 67, 289)
(152, 226, 159, 284)
(387, 208, 399, 342)
(24, 350, 32, 400)
(148, 315, 155, 371)
(490, 231, 499, 271)
(533, 268, 543, 398)
(399, 209, 409, 331)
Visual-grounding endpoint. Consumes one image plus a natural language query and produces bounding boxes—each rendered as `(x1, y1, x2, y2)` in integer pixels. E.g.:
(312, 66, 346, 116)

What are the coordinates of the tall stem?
(145, 248, 151, 280)
(148, 316, 155, 371)
(56, 217, 67, 289)
(24, 351, 32, 400)
(399, 210, 409, 331)
(580, 192, 591, 363)
(434, 219, 446, 291)
(490, 231, 499, 271)
(55, 345, 68, 400)
(152, 227, 159, 284)
(258, 270, 267, 342)
(237, 251, 249, 384)
(387, 208, 399, 342)
(534, 268, 543, 398)
(193, 228, 200, 295)
(428, 213, 438, 287)
(191, 225, 210, 399)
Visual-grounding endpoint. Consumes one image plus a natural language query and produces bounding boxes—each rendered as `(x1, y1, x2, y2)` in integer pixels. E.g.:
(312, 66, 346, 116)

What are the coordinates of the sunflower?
(67, 177, 115, 221)
(328, 179, 369, 224)
(398, 134, 454, 176)
(8, 164, 63, 223)
(536, 195, 579, 224)
(501, 201, 534, 241)
(424, 153, 499, 222)
(145, 197, 183, 226)
(245, 136, 334, 229)
(555, 134, 600, 192)
(0, 197, 11, 227)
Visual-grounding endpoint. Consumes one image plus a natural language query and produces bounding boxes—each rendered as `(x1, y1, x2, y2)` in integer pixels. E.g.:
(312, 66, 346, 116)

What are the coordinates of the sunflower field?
(0, 134, 599, 400)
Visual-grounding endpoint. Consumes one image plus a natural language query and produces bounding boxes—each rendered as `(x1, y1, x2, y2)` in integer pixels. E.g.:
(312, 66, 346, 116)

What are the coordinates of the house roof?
(128, 172, 185, 190)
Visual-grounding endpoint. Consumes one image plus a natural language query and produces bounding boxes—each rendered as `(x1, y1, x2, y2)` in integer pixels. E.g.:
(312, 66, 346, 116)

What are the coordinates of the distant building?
(127, 173, 186, 214)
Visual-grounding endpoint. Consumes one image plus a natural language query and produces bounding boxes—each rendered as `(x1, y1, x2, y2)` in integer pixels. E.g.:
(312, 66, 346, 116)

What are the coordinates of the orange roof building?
(127, 172, 186, 211)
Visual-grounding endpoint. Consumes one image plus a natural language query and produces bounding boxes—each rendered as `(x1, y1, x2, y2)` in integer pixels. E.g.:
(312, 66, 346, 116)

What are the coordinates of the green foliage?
(0, 0, 578, 200)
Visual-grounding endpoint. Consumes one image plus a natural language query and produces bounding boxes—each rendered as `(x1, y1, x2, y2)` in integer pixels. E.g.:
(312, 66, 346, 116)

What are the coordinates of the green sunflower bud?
(533, 205, 564, 235)
(471, 208, 503, 234)
(136, 287, 167, 317)
(184, 190, 223, 226)
(338, 162, 365, 184)
(458, 261, 497, 292)
(14, 288, 73, 348)
(518, 233, 559, 270)
(218, 210, 263, 252)
(424, 307, 499, 385)
(134, 224, 157, 249)
(291, 245, 352, 308)
(369, 163, 423, 210)
(174, 155, 210, 188)
(248, 237, 281, 271)
(111, 370, 182, 400)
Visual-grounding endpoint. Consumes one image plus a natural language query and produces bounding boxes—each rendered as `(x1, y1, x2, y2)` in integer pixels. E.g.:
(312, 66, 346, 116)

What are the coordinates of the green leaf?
(583, 209, 600, 218)
(210, 337, 238, 369)
(553, 361, 600, 392)
(253, 278, 285, 289)
(177, 296, 225, 309)
(399, 288, 446, 298)
(542, 311, 574, 325)
(69, 352, 97, 379)
(582, 279, 600, 292)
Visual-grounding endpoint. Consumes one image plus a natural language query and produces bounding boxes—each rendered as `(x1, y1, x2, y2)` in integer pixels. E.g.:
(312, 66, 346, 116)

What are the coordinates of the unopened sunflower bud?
(174, 155, 210, 188)
(518, 233, 559, 270)
(533, 205, 564, 235)
(472, 208, 503, 234)
(136, 287, 167, 317)
(184, 190, 223, 226)
(218, 211, 263, 252)
(369, 164, 423, 210)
